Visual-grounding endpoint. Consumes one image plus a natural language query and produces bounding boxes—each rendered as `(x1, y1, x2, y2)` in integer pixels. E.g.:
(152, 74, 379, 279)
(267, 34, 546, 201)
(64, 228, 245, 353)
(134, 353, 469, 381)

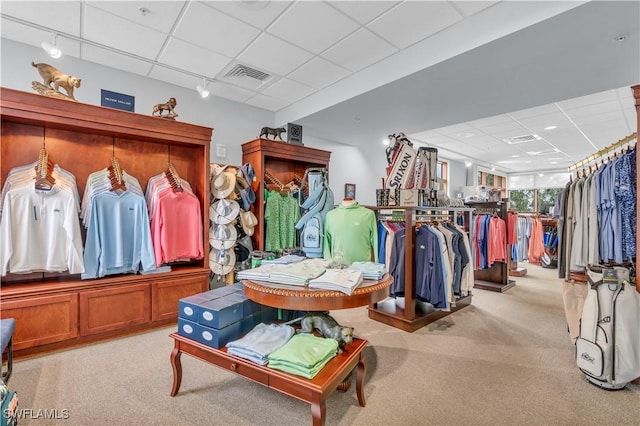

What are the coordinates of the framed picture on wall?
(344, 183, 356, 199)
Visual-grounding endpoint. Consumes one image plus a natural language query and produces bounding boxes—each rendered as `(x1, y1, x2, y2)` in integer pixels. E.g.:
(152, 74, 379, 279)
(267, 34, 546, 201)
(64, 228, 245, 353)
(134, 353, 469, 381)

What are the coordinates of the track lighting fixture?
(196, 79, 210, 98)
(41, 33, 61, 58)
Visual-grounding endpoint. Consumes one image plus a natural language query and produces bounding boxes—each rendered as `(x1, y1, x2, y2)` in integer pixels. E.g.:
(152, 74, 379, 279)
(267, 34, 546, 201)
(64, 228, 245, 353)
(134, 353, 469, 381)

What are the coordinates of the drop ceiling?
(1, 1, 638, 174)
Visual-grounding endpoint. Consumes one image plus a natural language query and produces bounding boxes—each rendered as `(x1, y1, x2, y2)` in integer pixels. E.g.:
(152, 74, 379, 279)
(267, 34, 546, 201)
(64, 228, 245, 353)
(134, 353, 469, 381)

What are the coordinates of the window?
(509, 188, 563, 214)
(509, 190, 534, 211)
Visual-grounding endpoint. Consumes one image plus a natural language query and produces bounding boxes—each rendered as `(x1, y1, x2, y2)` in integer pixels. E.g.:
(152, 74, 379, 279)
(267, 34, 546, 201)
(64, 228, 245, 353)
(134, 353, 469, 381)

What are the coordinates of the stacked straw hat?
(208, 163, 257, 275)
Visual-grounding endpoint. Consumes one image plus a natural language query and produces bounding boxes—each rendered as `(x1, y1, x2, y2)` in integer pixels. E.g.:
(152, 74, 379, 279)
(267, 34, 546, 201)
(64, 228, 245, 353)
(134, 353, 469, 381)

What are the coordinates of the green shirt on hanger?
(323, 201, 378, 265)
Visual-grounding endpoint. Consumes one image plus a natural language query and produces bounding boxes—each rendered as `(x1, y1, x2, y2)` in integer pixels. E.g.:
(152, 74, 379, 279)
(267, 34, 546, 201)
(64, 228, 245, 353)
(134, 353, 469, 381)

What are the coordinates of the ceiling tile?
(287, 57, 351, 89)
(245, 93, 289, 111)
(208, 1, 292, 30)
(508, 103, 559, 120)
(433, 122, 475, 135)
(159, 37, 230, 79)
(210, 82, 255, 103)
(0, 1, 81, 36)
(260, 78, 316, 103)
(330, 1, 400, 25)
(88, 1, 186, 32)
(515, 112, 570, 130)
(321, 29, 398, 72)
(84, 5, 167, 60)
(563, 100, 622, 119)
(1, 18, 82, 59)
(367, 1, 463, 49)
(238, 33, 313, 76)
(82, 44, 153, 77)
(148, 64, 200, 90)
(467, 114, 513, 128)
(268, 1, 359, 54)
(557, 89, 619, 110)
(451, 1, 499, 17)
(173, 2, 260, 58)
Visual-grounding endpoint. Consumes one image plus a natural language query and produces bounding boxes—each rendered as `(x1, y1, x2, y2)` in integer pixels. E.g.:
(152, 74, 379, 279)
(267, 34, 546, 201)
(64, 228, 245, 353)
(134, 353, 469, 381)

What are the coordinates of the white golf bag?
(575, 265, 640, 390)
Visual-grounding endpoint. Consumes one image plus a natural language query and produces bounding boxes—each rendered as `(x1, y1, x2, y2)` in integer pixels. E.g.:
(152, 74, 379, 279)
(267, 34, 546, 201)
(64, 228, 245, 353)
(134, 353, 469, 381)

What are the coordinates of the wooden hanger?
(34, 148, 55, 190)
(108, 156, 126, 192)
(165, 163, 184, 193)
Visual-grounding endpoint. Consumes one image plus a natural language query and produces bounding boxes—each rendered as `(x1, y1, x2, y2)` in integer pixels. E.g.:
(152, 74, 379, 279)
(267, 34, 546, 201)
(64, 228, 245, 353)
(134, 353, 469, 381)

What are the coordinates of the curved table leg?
(355, 353, 366, 407)
(170, 347, 183, 396)
(311, 397, 326, 426)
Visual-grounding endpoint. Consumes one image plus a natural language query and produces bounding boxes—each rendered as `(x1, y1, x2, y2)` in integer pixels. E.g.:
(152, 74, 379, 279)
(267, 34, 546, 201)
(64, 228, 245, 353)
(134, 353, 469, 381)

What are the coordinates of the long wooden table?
(169, 332, 367, 426)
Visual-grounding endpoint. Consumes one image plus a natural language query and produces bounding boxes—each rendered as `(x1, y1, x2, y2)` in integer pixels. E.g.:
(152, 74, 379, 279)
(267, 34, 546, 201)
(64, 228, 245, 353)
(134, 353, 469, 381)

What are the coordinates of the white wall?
(1, 38, 273, 167)
(303, 135, 383, 206)
(446, 158, 466, 198)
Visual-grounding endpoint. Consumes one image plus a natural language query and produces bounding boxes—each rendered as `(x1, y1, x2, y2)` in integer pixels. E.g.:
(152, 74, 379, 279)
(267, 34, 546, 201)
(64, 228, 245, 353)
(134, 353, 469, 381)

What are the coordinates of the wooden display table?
(241, 274, 393, 311)
(169, 332, 367, 426)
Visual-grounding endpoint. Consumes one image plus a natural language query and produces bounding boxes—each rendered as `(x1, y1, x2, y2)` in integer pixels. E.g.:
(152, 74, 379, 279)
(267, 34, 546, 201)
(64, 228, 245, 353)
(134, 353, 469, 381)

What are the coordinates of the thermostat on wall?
(216, 144, 227, 158)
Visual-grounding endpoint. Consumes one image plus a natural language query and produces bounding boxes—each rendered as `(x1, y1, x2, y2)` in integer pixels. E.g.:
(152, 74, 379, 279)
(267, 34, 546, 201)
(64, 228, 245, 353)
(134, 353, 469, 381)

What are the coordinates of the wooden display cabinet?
(0, 88, 212, 355)
(241, 138, 331, 251)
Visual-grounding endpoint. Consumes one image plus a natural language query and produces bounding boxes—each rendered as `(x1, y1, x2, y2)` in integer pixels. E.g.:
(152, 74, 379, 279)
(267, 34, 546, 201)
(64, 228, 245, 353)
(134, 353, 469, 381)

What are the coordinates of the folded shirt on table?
(267, 333, 339, 379)
(226, 323, 295, 365)
(347, 261, 386, 280)
(307, 269, 363, 295)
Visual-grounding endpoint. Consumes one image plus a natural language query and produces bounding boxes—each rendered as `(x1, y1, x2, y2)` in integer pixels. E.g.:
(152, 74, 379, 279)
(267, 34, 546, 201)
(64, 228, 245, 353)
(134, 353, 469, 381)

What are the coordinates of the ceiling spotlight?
(543, 125, 557, 130)
(538, 173, 544, 177)
(138, 7, 151, 16)
(614, 34, 627, 42)
(464, 160, 472, 168)
(491, 166, 496, 171)
(383, 138, 390, 146)
(41, 33, 61, 58)
(196, 80, 210, 98)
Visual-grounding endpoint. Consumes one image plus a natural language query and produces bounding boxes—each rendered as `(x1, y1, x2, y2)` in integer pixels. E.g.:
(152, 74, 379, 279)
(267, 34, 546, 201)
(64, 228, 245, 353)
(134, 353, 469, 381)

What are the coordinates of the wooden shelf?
(368, 295, 472, 332)
(241, 138, 331, 252)
(0, 88, 212, 355)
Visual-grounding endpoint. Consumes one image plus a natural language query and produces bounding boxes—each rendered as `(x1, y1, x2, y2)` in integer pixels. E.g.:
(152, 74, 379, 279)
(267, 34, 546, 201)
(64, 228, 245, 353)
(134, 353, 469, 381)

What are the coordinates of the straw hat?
(210, 198, 240, 225)
(209, 247, 236, 275)
(239, 210, 258, 236)
(210, 164, 236, 199)
(209, 223, 238, 250)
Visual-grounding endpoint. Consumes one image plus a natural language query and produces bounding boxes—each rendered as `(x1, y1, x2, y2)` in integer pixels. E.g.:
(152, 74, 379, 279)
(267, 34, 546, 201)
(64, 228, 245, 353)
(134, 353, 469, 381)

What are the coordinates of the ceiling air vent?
(503, 134, 542, 144)
(223, 64, 272, 83)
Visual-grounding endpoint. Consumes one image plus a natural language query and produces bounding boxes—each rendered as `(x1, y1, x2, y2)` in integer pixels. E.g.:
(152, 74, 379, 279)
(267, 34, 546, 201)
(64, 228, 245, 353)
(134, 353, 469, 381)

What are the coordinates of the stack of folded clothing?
(267, 333, 339, 379)
(260, 254, 306, 265)
(237, 263, 286, 281)
(307, 269, 363, 295)
(347, 261, 386, 280)
(226, 323, 295, 365)
(268, 258, 331, 286)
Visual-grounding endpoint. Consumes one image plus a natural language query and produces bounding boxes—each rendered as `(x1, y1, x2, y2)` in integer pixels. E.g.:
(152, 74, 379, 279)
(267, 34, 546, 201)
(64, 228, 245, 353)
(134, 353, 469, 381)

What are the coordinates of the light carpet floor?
(7, 264, 640, 425)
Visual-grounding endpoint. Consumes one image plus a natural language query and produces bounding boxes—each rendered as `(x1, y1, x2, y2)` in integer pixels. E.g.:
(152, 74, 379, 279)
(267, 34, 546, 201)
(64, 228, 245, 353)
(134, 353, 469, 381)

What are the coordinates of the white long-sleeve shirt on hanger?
(1, 185, 84, 276)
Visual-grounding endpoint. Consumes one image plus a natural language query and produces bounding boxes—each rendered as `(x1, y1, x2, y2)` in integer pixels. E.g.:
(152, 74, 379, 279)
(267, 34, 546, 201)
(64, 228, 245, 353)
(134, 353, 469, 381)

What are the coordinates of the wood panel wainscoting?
(0, 88, 212, 356)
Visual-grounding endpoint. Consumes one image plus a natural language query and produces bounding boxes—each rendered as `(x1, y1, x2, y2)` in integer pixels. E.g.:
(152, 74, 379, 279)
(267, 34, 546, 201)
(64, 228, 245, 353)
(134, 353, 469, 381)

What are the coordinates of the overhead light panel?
(196, 79, 210, 98)
(41, 33, 61, 58)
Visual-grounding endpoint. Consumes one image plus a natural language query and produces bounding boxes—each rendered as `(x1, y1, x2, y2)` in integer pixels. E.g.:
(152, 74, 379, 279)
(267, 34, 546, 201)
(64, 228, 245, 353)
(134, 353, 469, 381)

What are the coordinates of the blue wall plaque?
(101, 89, 135, 112)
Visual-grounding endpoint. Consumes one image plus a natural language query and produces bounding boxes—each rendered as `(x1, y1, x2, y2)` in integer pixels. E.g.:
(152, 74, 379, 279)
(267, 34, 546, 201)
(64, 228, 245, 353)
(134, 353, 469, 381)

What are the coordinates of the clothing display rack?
(368, 206, 475, 332)
(467, 199, 516, 293)
(567, 132, 637, 173)
(561, 131, 638, 285)
(241, 138, 331, 251)
(0, 88, 212, 355)
(633, 84, 640, 293)
(508, 209, 527, 277)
